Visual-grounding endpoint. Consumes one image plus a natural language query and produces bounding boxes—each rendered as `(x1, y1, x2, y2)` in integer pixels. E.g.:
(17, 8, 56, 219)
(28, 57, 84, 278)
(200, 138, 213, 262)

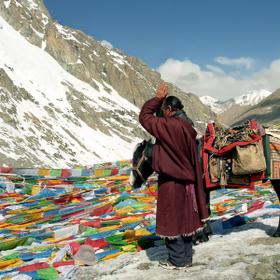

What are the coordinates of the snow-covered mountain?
(0, 0, 215, 167)
(0, 16, 141, 167)
(234, 89, 271, 106)
(199, 96, 227, 114)
(200, 89, 272, 115)
(231, 88, 280, 126)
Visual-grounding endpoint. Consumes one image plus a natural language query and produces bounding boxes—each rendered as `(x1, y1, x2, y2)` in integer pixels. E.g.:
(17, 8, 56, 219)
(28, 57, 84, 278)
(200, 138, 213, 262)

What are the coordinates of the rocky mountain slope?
(231, 88, 280, 126)
(199, 96, 233, 115)
(0, 0, 215, 167)
(218, 104, 251, 126)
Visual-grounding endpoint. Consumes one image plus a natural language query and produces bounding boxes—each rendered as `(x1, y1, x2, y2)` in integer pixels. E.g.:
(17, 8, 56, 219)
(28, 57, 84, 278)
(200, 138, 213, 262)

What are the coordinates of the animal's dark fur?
(271, 179, 280, 237)
(130, 139, 154, 189)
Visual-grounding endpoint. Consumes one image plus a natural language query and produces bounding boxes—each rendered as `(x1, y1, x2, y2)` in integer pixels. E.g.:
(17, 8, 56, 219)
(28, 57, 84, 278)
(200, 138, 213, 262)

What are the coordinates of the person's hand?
(155, 83, 168, 100)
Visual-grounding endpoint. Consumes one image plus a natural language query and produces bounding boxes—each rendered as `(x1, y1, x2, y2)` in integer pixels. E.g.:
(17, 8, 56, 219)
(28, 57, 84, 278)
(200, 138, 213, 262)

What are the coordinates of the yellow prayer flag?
(102, 251, 123, 260)
(31, 185, 41, 195)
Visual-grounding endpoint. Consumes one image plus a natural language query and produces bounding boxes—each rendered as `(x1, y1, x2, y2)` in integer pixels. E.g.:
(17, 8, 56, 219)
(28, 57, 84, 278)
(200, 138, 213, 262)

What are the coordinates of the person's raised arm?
(155, 83, 168, 100)
(139, 83, 168, 139)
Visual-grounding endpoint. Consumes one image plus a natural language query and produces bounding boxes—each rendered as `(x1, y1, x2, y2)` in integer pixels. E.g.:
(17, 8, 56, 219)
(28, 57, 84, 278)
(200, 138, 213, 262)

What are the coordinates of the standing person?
(139, 83, 209, 270)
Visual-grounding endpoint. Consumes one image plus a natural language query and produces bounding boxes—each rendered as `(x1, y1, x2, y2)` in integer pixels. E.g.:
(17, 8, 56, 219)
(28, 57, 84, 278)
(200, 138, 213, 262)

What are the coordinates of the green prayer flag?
(37, 267, 59, 280)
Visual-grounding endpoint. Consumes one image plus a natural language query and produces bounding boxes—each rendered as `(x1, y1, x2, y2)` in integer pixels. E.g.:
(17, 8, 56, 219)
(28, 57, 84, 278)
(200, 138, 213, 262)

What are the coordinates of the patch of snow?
(100, 40, 113, 49)
(55, 23, 81, 44)
(41, 13, 49, 26)
(199, 96, 224, 114)
(3, 0, 11, 9)
(30, 25, 44, 39)
(108, 50, 125, 65)
(41, 40, 46, 50)
(92, 50, 100, 57)
(14, 1, 22, 7)
(76, 58, 83, 64)
(25, 0, 38, 10)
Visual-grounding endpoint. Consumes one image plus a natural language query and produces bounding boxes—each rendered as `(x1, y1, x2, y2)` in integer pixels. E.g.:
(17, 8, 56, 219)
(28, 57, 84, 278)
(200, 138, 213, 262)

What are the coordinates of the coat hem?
(156, 225, 205, 239)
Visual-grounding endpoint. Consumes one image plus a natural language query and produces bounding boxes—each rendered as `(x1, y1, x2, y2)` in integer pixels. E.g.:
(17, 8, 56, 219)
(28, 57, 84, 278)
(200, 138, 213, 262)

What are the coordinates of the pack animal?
(130, 139, 280, 239)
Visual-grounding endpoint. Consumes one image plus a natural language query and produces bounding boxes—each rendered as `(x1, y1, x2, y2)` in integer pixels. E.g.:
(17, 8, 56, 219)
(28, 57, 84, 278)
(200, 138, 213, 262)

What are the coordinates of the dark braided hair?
(163, 96, 184, 111)
(162, 96, 194, 126)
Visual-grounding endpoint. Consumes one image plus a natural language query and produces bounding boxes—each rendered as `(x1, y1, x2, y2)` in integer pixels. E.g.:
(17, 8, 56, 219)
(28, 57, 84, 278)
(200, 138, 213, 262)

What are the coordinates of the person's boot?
(272, 217, 280, 237)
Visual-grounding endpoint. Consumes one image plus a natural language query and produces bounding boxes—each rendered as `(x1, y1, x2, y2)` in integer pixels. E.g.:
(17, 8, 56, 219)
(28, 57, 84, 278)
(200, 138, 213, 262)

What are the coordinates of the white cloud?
(205, 65, 225, 74)
(100, 40, 113, 49)
(157, 58, 280, 100)
(215, 56, 255, 69)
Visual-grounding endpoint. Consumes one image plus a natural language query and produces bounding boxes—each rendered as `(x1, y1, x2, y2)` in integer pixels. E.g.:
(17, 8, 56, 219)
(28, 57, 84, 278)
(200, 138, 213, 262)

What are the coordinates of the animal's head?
(129, 140, 154, 189)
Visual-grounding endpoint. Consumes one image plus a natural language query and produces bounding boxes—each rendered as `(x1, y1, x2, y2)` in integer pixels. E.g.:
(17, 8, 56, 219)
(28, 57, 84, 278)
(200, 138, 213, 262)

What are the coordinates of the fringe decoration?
(157, 224, 206, 240)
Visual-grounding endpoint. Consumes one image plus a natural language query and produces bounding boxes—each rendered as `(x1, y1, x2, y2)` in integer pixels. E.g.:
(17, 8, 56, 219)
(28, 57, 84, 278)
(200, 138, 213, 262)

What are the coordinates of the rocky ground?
(74, 217, 280, 280)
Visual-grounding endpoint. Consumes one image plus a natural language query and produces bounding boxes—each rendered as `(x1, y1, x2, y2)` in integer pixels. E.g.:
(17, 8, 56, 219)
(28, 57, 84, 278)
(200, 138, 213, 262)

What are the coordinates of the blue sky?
(44, 0, 280, 99)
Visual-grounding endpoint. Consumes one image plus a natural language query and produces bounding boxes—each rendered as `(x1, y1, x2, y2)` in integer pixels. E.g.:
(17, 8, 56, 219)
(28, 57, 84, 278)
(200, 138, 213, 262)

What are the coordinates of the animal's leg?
(271, 179, 280, 237)
(192, 184, 212, 244)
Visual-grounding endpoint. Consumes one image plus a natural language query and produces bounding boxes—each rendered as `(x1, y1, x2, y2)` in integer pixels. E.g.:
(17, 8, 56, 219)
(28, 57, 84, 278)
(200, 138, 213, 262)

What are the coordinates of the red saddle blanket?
(202, 120, 265, 189)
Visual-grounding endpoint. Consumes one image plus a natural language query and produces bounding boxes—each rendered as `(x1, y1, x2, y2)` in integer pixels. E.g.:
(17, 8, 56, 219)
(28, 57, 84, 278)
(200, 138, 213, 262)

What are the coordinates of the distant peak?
(200, 89, 272, 114)
(234, 89, 271, 106)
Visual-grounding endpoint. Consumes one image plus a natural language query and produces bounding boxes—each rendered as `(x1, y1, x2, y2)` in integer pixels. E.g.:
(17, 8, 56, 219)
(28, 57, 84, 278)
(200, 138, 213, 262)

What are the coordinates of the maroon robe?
(139, 97, 209, 237)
